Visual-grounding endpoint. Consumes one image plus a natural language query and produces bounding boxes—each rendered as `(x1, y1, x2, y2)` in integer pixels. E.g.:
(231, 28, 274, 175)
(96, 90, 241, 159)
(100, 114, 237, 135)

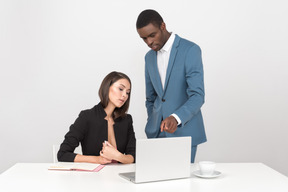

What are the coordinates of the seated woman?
(58, 71, 136, 164)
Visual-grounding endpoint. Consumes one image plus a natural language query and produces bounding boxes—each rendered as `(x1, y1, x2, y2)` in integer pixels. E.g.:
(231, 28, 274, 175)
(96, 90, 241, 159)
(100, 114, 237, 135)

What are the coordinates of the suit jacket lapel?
(149, 51, 163, 96)
(163, 35, 180, 94)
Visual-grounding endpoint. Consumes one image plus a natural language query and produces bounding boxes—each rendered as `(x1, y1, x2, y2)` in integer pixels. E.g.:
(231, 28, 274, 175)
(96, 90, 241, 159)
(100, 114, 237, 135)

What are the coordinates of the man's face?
(137, 23, 168, 51)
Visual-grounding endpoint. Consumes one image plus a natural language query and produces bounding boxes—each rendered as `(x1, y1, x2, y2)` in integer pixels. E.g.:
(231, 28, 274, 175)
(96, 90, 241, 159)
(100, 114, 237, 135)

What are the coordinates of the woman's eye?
(119, 88, 123, 91)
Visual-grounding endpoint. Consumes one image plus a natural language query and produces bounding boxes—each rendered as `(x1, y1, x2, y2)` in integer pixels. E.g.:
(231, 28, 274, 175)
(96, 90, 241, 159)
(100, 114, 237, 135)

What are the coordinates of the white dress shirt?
(157, 33, 181, 125)
(157, 33, 175, 89)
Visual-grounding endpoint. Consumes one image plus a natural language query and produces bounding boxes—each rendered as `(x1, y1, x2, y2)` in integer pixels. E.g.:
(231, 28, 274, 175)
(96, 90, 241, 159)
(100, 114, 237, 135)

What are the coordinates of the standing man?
(136, 9, 207, 163)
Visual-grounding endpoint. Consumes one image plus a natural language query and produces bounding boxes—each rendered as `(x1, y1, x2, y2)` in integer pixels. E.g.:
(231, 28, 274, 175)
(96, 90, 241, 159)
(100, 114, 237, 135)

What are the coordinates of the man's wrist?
(170, 114, 181, 125)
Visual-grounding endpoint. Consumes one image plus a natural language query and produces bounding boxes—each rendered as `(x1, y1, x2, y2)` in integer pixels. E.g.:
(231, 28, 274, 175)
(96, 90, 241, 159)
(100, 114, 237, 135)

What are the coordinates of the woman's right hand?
(97, 156, 112, 164)
(74, 154, 111, 164)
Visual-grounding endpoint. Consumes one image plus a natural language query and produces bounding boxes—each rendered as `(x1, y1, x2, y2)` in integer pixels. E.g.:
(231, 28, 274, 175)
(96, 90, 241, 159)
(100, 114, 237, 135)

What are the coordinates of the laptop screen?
(134, 136, 192, 183)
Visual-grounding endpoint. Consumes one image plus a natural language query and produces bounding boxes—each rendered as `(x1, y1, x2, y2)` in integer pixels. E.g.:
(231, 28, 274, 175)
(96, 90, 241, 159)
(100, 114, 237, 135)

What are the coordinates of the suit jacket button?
(162, 99, 165, 102)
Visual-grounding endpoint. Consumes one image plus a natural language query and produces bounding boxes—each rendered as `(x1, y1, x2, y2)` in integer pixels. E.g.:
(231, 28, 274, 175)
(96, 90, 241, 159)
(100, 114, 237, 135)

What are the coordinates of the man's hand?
(160, 116, 178, 133)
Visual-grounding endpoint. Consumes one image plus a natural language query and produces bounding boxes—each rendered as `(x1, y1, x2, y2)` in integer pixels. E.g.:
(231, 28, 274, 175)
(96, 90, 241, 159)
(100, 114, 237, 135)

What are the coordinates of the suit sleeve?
(174, 44, 205, 126)
(57, 111, 87, 162)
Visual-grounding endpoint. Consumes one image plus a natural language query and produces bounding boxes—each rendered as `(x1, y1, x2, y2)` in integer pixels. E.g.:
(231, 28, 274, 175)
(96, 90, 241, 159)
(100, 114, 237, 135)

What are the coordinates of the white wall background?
(1, 0, 287, 176)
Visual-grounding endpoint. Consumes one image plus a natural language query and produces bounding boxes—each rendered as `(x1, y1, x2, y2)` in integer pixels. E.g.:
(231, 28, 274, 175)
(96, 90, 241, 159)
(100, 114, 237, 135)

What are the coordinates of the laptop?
(119, 136, 192, 183)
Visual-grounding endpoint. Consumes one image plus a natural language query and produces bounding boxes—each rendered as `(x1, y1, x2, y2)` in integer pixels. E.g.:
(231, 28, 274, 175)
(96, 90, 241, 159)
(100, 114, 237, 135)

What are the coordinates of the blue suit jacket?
(144, 34, 207, 146)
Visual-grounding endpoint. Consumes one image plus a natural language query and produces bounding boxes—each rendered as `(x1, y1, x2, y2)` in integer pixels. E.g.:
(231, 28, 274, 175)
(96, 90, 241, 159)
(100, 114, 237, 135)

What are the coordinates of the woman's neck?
(104, 103, 115, 119)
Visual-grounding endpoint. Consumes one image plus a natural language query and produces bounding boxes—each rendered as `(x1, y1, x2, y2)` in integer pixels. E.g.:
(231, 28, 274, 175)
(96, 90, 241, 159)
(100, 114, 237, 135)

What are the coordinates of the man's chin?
(152, 47, 159, 51)
(150, 45, 159, 51)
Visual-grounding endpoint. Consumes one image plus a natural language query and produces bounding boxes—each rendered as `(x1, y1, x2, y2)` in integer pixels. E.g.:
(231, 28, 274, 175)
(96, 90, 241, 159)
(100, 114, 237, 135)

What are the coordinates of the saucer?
(193, 170, 222, 178)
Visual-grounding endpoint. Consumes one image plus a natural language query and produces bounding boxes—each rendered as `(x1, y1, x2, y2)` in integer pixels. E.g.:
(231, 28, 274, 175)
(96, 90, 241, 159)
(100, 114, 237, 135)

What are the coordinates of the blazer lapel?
(163, 35, 180, 93)
(149, 51, 163, 96)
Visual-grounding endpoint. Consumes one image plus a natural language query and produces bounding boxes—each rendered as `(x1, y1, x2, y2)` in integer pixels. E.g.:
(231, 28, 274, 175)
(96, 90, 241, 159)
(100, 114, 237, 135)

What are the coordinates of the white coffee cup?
(198, 161, 216, 176)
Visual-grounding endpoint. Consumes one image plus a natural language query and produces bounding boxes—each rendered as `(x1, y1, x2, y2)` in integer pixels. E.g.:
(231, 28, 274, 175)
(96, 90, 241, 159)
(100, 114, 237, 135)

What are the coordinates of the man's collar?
(159, 32, 175, 53)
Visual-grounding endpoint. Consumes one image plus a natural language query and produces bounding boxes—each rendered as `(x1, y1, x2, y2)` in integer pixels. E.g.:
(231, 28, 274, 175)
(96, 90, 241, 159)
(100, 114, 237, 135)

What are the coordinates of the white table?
(0, 163, 287, 192)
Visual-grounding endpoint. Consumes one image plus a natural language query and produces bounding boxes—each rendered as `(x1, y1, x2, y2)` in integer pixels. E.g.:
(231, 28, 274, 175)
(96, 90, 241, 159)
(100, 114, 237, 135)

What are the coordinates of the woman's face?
(108, 78, 131, 108)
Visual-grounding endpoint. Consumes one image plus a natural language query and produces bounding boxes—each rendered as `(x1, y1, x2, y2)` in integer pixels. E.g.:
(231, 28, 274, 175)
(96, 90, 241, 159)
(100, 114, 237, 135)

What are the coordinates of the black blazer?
(57, 103, 136, 162)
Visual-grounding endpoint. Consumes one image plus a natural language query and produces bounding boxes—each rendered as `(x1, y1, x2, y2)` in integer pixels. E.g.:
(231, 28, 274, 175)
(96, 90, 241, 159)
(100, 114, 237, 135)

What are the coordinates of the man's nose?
(146, 38, 153, 46)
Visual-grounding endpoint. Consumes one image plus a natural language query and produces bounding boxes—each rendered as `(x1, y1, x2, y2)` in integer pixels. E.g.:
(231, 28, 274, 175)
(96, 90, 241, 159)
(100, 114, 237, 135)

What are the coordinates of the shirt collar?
(159, 32, 175, 53)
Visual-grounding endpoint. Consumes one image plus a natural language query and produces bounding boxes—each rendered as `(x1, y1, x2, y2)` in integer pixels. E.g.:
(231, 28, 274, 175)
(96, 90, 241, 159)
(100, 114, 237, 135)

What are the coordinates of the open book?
(48, 162, 105, 172)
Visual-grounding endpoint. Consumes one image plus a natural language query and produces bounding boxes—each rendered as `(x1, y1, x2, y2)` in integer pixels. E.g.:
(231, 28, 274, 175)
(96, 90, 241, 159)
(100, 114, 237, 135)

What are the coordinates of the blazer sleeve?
(174, 44, 205, 126)
(124, 115, 136, 162)
(57, 111, 87, 162)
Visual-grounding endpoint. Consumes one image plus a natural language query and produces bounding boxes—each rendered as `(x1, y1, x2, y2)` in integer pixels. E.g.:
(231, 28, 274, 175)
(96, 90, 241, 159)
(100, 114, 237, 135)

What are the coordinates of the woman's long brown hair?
(98, 71, 131, 119)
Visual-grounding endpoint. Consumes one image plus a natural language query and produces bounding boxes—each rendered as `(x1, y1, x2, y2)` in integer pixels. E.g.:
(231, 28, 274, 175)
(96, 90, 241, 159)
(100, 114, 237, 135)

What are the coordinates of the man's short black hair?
(136, 9, 164, 29)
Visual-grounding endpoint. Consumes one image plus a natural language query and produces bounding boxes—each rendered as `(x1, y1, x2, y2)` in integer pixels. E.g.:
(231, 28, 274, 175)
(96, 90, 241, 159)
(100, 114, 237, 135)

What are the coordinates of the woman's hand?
(100, 141, 121, 161)
(97, 156, 112, 164)
(100, 141, 134, 164)
(74, 154, 111, 164)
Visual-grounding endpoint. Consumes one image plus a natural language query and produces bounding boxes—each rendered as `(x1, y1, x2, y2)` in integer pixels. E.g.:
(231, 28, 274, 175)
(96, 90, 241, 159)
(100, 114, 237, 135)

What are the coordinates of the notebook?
(119, 136, 192, 183)
(48, 162, 105, 172)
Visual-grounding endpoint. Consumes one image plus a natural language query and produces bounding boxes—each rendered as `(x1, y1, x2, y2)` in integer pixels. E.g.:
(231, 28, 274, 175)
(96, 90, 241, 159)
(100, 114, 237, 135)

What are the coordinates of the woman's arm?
(100, 142, 134, 164)
(74, 154, 112, 164)
(58, 111, 88, 162)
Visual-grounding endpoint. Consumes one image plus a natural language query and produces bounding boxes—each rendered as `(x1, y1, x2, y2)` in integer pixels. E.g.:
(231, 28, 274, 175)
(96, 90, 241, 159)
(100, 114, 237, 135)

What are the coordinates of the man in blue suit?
(136, 9, 207, 163)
